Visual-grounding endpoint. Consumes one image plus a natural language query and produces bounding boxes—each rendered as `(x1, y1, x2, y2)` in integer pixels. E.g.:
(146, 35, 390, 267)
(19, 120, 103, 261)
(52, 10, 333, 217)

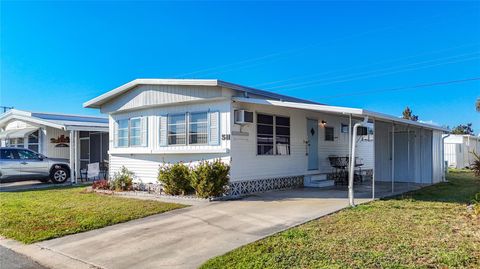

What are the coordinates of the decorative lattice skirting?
(227, 176, 304, 197)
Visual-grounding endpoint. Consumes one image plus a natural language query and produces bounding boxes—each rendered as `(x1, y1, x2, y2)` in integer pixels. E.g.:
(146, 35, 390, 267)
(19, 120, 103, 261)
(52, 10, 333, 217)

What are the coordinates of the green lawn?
(0, 186, 186, 243)
(202, 171, 480, 269)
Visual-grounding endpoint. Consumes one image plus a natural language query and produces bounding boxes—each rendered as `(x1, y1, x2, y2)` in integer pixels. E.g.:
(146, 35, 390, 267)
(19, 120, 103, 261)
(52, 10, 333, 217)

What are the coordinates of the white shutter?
(113, 121, 118, 147)
(159, 115, 168, 146)
(208, 111, 220, 145)
(141, 117, 148, 147)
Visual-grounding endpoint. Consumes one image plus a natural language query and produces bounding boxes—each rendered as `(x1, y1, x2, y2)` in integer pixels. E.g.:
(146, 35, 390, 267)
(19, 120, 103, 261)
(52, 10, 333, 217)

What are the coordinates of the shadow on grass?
(388, 171, 480, 204)
(0, 184, 87, 193)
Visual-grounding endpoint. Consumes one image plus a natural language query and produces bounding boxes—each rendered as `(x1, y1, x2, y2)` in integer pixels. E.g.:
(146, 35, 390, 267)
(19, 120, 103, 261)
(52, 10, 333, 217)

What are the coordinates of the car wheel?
(51, 167, 69, 184)
(38, 178, 50, 183)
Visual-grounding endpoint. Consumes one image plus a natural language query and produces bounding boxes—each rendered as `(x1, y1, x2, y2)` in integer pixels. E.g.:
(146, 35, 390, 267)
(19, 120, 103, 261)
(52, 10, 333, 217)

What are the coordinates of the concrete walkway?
(3, 182, 422, 269)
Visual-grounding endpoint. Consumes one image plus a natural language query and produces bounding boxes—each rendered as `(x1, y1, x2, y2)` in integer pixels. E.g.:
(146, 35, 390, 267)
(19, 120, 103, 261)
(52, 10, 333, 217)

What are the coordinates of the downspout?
(348, 116, 369, 207)
(441, 133, 451, 182)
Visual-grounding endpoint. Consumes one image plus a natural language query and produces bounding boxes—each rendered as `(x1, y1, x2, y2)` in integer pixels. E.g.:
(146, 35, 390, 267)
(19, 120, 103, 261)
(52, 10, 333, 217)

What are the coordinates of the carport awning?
(232, 97, 448, 132)
(0, 127, 38, 139)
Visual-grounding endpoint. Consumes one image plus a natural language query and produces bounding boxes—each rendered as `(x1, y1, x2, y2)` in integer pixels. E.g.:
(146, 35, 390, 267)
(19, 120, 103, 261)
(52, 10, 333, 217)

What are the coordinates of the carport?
(233, 98, 448, 205)
(0, 109, 109, 183)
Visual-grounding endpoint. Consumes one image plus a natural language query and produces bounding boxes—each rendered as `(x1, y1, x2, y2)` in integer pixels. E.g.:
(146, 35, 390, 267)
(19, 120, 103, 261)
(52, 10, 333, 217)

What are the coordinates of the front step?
(304, 174, 335, 188)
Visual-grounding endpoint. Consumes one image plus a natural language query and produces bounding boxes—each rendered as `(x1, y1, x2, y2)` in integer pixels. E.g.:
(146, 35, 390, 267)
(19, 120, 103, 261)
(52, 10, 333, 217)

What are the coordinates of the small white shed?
(444, 134, 480, 169)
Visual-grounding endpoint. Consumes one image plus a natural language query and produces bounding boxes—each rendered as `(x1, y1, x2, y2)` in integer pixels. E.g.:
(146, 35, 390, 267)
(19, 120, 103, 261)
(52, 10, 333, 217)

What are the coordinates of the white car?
(0, 147, 70, 183)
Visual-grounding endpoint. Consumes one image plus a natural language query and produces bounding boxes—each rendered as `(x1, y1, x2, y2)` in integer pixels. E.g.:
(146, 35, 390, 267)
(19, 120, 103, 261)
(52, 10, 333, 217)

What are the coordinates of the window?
(257, 114, 274, 155)
(28, 131, 39, 152)
(8, 138, 24, 148)
(189, 112, 208, 145)
(0, 149, 17, 160)
(17, 149, 40, 160)
(116, 118, 147, 147)
(325, 127, 334, 141)
(117, 119, 129, 147)
(275, 116, 290, 155)
(168, 114, 186, 145)
(257, 114, 290, 155)
(129, 118, 142, 146)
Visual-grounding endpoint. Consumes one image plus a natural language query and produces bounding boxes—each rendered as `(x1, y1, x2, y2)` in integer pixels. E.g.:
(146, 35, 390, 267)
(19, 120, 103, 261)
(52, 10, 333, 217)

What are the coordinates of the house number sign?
(221, 134, 231, 141)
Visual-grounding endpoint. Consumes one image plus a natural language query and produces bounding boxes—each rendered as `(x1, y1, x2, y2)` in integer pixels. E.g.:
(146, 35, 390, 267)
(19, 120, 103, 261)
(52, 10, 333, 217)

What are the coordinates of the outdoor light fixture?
(321, 120, 327, 126)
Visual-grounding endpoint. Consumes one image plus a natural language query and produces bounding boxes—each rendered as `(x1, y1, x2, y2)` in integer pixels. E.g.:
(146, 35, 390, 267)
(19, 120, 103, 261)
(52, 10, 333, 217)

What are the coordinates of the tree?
(451, 123, 474, 135)
(402, 106, 419, 121)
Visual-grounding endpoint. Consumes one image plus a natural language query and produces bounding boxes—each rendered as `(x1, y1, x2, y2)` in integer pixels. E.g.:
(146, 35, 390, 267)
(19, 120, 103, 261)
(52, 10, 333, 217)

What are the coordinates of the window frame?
(188, 111, 209, 145)
(116, 119, 129, 148)
(27, 130, 40, 152)
(129, 117, 143, 147)
(167, 113, 187, 146)
(324, 126, 335, 141)
(256, 112, 291, 156)
(8, 137, 25, 148)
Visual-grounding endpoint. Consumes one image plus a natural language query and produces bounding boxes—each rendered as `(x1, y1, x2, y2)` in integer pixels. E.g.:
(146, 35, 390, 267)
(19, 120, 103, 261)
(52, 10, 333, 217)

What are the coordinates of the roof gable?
(83, 79, 319, 109)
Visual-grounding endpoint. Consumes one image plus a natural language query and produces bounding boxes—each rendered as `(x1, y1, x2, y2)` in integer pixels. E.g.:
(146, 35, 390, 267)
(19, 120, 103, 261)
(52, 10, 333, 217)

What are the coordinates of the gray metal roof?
(0, 109, 108, 132)
(83, 79, 320, 108)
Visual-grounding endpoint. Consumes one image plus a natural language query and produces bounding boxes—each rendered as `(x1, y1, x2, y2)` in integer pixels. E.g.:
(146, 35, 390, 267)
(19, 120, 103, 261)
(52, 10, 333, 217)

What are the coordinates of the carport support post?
(372, 118, 376, 199)
(391, 124, 395, 193)
(74, 131, 78, 184)
(348, 117, 368, 207)
(69, 130, 75, 184)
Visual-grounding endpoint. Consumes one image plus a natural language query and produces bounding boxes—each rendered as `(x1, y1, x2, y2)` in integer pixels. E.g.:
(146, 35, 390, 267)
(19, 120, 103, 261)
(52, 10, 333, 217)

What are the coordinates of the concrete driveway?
(32, 182, 421, 269)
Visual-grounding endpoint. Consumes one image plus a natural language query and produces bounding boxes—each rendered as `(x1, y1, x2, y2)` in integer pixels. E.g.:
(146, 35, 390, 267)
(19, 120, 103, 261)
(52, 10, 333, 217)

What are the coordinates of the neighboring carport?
(0, 109, 109, 183)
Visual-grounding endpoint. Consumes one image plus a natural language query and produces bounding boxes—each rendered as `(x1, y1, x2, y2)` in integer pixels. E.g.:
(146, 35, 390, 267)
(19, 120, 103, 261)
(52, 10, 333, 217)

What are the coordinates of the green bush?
(111, 166, 134, 191)
(191, 160, 230, 198)
(158, 162, 193, 195)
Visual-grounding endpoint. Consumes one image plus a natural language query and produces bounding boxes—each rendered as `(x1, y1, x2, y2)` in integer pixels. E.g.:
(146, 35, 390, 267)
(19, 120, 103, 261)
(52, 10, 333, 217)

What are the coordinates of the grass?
(202, 170, 480, 269)
(0, 186, 187, 243)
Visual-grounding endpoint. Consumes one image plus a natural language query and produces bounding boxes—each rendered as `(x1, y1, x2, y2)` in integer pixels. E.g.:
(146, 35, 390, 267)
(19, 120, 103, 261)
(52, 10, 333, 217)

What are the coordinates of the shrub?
(471, 151, 480, 178)
(92, 179, 110, 190)
(472, 193, 480, 218)
(158, 162, 193, 195)
(111, 166, 134, 191)
(191, 160, 230, 198)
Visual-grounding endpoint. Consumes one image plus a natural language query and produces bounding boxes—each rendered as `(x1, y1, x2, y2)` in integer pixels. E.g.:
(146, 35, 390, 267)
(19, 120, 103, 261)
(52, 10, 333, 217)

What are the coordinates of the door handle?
(20, 162, 28, 165)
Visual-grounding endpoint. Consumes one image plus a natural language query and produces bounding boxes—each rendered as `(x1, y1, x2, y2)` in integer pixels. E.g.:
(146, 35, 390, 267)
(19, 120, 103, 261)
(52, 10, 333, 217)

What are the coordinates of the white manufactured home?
(444, 134, 480, 169)
(0, 109, 109, 181)
(84, 79, 447, 196)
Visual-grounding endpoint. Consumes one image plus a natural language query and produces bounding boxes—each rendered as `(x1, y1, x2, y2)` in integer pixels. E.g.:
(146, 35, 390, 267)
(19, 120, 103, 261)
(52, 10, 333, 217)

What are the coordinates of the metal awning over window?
(0, 127, 39, 139)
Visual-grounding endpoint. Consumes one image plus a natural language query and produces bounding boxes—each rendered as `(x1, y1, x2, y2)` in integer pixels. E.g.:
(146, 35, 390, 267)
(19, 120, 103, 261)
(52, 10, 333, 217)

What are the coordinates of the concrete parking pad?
(35, 182, 421, 269)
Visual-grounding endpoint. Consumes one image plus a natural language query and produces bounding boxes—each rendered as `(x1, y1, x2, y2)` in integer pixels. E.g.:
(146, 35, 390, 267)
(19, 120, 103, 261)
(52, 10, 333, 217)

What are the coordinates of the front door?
(307, 119, 319, 170)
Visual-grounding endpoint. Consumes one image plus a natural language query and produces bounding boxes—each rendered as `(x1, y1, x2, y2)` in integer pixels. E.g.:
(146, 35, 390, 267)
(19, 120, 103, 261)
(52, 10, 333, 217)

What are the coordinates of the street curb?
(0, 237, 104, 269)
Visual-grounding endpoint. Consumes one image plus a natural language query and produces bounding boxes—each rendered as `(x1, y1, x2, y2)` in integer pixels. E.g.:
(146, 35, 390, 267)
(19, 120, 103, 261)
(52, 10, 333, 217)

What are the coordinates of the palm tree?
(476, 98, 480, 112)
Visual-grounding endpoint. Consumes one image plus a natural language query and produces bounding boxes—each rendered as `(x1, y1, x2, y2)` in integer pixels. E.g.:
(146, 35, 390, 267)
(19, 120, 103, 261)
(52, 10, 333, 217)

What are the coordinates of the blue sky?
(1, 1, 479, 132)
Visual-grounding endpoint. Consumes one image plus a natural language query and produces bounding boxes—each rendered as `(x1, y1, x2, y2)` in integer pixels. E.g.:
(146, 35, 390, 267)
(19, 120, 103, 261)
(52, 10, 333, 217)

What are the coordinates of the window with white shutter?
(208, 111, 220, 145)
(159, 115, 168, 146)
